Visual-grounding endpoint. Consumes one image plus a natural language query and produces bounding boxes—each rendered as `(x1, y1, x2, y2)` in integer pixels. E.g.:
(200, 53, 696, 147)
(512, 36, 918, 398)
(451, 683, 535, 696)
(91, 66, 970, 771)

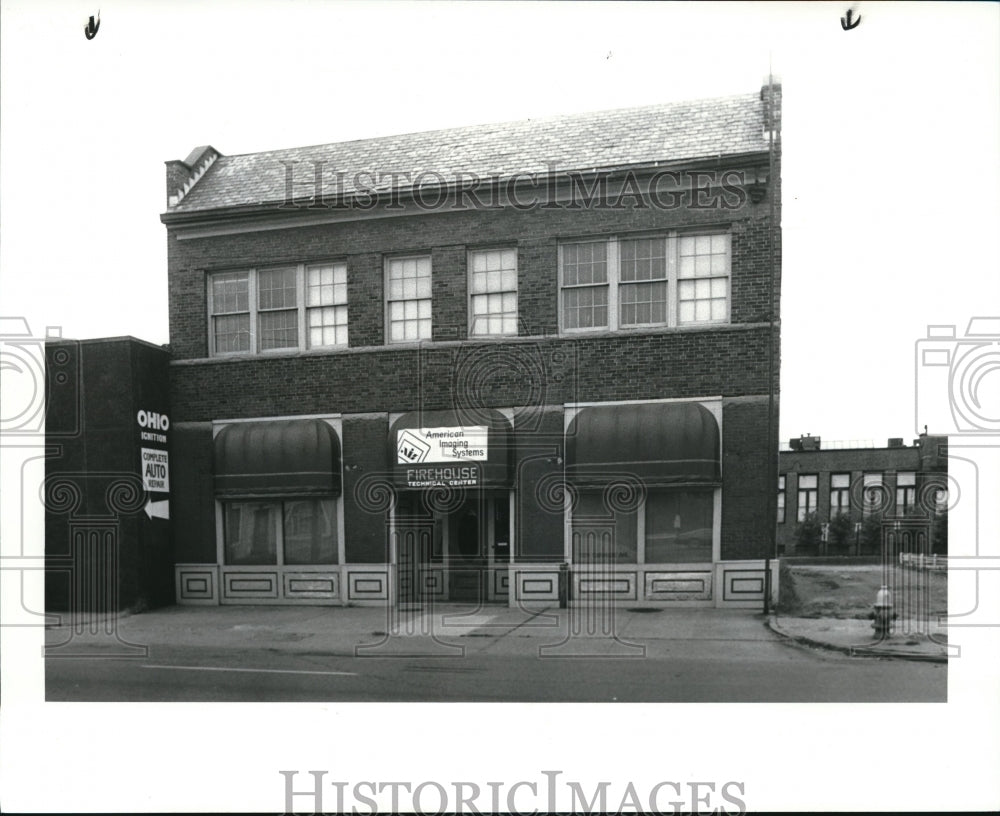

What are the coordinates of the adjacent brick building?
(776, 433, 949, 555)
(155, 82, 783, 608)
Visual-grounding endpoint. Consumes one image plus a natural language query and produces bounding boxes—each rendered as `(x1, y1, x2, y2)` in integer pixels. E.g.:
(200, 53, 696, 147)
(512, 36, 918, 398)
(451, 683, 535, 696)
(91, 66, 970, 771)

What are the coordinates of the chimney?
(790, 433, 820, 451)
(887, 438, 904, 448)
(761, 77, 782, 136)
(165, 145, 220, 208)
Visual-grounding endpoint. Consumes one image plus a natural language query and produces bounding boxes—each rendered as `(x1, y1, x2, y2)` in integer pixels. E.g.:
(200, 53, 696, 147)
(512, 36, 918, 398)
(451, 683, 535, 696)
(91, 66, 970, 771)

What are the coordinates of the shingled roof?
(167, 88, 773, 214)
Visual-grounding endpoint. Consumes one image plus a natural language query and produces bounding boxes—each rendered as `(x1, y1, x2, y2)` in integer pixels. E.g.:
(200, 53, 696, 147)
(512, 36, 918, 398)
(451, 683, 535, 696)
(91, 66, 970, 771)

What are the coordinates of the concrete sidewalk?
(768, 614, 951, 662)
(43, 603, 948, 662)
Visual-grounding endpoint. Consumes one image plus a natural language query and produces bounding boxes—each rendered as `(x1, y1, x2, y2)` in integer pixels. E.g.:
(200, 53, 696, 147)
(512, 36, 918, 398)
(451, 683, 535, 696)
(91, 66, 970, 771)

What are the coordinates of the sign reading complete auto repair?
(137, 409, 170, 519)
(397, 426, 487, 487)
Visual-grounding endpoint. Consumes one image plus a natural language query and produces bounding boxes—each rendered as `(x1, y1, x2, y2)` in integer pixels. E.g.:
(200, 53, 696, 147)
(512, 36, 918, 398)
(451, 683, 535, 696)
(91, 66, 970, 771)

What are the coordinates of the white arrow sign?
(144, 499, 170, 520)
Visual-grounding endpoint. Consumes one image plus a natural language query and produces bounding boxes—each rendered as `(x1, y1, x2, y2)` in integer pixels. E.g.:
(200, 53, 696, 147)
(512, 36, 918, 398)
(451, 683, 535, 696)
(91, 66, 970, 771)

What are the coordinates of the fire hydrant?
(872, 585, 893, 638)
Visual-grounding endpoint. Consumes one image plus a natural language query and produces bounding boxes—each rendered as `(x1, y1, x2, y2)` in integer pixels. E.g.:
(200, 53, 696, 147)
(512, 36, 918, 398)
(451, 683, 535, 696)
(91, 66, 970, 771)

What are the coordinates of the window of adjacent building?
(896, 471, 916, 515)
(208, 264, 349, 356)
(570, 488, 714, 564)
(777, 475, 786, 524)
(469, 248, 518, 336)
(386, 256, 432, 343)
(797, 474, 818, 522)
(863, 472, 884, 517)
(223, 498, 337, 565)
(559, 232, 729, 333)
(934, 488, 948, 516)
(830, 473, 851, 519)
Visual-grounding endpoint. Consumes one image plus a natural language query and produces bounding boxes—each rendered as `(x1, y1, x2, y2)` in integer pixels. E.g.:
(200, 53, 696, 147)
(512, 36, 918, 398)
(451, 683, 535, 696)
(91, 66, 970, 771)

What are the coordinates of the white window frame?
(797, 474, 818, 522)
(558, 231, 730, 334)
(863, 472, 885, 517)
(385, 254, 433, 344)
(830, 473, 851, 519)
(896, 471, 917, 515)
(207, 262, 348, 357)
(468, 247, 518, 337)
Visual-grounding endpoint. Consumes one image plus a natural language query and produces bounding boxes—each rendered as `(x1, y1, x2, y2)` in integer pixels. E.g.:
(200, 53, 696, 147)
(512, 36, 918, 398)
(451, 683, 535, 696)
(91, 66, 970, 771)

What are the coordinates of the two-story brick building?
(776, 433, 949, 555)
(161, 82, 782, 609)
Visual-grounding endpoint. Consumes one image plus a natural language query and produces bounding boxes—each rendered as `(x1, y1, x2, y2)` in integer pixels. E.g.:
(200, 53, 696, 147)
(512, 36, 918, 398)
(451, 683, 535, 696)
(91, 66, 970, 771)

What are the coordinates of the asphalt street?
(46, 626, 946, 702)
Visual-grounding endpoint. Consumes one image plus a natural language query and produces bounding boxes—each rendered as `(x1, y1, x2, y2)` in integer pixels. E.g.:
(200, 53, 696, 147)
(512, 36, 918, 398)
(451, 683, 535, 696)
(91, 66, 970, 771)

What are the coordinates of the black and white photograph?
(1, 1, 998, 812)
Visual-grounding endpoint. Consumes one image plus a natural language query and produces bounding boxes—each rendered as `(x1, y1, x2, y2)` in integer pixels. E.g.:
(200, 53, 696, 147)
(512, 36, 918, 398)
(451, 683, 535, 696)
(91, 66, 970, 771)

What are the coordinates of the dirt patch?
(778, 563, 947, 619)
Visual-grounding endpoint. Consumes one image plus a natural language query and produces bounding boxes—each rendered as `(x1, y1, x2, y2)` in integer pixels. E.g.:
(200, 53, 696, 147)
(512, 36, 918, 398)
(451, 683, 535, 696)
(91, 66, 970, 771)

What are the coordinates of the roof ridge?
(217, 89, 761, 160)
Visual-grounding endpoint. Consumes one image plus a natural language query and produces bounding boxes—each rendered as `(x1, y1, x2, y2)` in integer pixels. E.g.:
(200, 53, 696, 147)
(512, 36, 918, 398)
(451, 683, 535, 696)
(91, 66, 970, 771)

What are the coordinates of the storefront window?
(571, 491, 638, 563)
(644, 489, 713, 563)
(224, 498, 338, 565)
(224, 502, 278, 565)
(283, 499, 337, 565)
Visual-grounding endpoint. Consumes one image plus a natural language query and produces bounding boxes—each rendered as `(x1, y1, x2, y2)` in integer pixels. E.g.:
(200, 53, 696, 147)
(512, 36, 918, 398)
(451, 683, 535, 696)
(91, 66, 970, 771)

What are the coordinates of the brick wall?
(777, 445, 925, 553)
(720, 397, 776, 560)
(167, 181, 780, 361)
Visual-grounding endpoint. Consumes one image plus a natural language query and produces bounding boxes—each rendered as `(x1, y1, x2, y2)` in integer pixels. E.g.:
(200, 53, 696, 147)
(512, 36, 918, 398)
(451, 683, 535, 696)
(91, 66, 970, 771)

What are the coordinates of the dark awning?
(214, 419, 342, 497)
(566, 402, 720, 486)
(389, 409, 513, 489)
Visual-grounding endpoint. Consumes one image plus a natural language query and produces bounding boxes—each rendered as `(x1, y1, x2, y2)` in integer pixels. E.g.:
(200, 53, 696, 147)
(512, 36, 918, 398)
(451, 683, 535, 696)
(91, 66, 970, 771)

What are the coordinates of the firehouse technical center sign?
(396, 426, 488, 488)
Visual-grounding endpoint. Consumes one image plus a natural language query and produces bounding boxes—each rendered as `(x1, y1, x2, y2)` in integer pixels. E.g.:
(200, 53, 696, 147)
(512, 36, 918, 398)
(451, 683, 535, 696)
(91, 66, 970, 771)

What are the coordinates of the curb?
(765, 616, 948, 664)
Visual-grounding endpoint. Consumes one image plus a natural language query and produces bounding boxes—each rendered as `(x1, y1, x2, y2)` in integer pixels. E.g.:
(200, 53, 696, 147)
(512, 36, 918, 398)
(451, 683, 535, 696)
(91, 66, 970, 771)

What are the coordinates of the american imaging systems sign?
(396, 426, 487, 488)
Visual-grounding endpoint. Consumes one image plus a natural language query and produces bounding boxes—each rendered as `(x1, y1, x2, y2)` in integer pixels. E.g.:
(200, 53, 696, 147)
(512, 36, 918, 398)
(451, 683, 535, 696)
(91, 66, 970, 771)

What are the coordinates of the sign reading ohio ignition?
(397, 426, 487, 488)
(137, 409, 170, 519)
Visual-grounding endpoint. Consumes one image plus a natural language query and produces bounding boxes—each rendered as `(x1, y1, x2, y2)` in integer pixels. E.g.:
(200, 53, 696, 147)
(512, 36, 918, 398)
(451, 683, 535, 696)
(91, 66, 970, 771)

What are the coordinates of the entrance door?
(448, 496, 486, 602)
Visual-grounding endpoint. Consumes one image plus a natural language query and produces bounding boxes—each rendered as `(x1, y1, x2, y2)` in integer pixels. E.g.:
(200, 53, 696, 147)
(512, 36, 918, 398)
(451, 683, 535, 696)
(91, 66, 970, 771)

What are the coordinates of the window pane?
(571, 491, 637, 563)
(563, 285, 608, 329)
(644, 489, 713, 563)
(258, 268, 297, 310)
(620, 281, 667, 326)
(259, 309, 298, 350)
(897, 471, 916, 486)
(283, 499, 338, 564)
(214, 313, 250, 353)
(800, 475, 818, 489)
(619, 238, 666, 282)
(224, 502, 278, 565)
(307, 303, 347, 348)
(562, 241, 607, 286)
(211, 272, 249, 314)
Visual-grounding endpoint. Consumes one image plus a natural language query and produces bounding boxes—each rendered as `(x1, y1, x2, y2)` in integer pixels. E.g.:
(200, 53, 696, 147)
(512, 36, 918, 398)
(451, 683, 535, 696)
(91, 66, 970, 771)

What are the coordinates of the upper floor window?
(208, 263, 348, 356)
(469, 248, 518, 336)
(830, 473, 851, 519)
(386, 255, 431, 343)
(307, 263, 348, 348)
(863, 472, 885, 517)
(896, 471, 916, 514)
(797, 474, 817, 522)
(777, 475, 786, 524)
(559, 232, 730, 333)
